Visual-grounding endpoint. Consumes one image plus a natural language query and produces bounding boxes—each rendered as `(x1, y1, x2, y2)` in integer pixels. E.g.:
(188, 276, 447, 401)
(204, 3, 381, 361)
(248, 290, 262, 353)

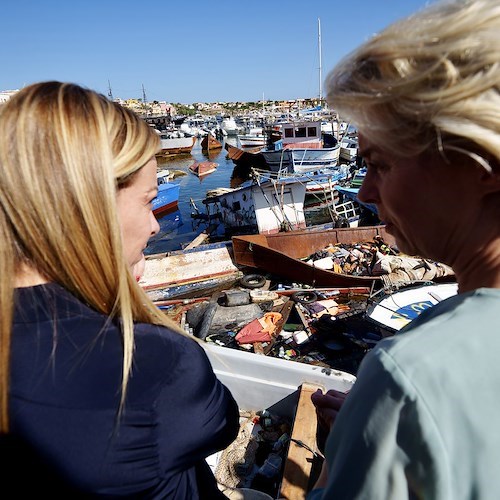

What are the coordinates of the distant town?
(0, 88, 329, 120)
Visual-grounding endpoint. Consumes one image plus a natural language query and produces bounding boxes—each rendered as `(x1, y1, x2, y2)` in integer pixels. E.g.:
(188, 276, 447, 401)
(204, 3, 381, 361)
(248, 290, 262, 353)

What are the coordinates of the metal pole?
(318, 18, 322, 103)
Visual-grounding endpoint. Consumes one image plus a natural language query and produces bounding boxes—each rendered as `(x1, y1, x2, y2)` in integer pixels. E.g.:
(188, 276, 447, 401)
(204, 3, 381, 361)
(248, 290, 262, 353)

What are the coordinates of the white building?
(0, 90, 18, 104)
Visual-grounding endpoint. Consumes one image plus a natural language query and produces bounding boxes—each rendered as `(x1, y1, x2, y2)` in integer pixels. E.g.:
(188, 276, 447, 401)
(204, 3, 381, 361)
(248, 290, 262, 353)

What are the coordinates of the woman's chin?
(386, 226, 414, 256)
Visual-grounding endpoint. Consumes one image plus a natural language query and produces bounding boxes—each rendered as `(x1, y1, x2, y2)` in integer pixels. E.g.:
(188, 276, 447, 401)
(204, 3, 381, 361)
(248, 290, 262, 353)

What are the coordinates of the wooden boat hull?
(201, 134, 223, 151)
(224, 143, 268, 169)
(140, 242, 242, 300)
(232, 226, 397, 287)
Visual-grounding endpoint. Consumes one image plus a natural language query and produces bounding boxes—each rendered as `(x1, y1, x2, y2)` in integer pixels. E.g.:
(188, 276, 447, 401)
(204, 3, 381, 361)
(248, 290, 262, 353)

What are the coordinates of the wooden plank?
(279, 382, 323, 500)
(184, 232, 209, 250)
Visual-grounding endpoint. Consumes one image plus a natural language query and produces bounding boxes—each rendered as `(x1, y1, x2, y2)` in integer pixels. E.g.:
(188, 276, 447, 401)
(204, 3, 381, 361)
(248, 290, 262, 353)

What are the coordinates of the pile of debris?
(305, 236, 454, 283)
(214, 409, 292, 499)
(168, 285, 382, 376)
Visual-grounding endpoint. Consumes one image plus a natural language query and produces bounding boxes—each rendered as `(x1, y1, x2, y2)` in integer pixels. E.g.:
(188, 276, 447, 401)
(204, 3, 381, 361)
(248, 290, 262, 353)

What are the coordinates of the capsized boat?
(189, 160, 218, 177)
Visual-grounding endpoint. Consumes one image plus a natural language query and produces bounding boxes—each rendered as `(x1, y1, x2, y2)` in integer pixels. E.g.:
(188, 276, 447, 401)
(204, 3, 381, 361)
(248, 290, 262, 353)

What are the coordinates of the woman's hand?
(311, 388, 349, 432)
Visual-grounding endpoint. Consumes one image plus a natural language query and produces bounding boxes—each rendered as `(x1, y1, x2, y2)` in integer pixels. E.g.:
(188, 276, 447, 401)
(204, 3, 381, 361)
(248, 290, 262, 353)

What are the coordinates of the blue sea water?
(145, 137, 242, 255)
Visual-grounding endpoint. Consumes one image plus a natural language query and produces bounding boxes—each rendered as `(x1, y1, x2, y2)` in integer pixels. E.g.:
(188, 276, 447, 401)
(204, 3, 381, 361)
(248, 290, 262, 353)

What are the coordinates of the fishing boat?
(237, 128, 266, 148)
(261, 121, 341, 173)
(200, 176, 308, 236)
(339, 136, 359, 161)
(224, 142, 268, 170)
(221, 117, 239, 136)
(336, 186, 378, 218)
(232, 226, 454, 287)
(152, 169, 180, 217)
(189, 160, 218, 177)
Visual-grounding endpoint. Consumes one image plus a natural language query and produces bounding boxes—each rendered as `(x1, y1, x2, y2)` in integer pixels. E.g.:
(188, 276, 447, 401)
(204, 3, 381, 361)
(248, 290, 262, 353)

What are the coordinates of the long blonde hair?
(326, 0, 500, 167)
(0, 81, 184, 432)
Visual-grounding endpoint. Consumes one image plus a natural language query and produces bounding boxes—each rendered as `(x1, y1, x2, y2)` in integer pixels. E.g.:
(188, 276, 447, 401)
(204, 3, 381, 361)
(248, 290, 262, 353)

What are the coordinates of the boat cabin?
(265, 121, 323, 152)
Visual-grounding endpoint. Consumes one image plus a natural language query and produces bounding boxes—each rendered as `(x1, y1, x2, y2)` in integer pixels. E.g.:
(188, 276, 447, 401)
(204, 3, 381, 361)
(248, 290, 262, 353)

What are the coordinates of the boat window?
(232, 201, 241, 211)
(295, 127, 307, 138)
(307, 126, 317, 137)
(284, 128, 294, 138)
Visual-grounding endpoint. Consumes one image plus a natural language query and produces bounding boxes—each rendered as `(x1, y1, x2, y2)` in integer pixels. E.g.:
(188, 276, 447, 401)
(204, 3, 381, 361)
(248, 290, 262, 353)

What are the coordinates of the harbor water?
(145, 137, 243, 255)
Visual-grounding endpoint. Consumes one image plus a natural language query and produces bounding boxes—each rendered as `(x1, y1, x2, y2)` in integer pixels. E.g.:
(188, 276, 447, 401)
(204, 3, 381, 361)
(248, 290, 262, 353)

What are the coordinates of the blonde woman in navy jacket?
(0, 81, 239, 498)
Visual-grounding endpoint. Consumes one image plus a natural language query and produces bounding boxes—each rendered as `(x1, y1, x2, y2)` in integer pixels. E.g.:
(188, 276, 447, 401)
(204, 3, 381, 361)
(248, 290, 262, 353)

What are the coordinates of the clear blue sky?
(1, 0, 433, 103)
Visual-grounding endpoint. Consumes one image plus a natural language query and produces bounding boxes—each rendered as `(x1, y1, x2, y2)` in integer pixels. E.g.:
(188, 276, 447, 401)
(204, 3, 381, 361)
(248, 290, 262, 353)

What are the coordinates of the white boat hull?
(366, 283, 459, 332)
(263, 146, 340, 173)
(158, 136, 196, 155)
(205, 343, 355, 411)
(340, 138, 358, 161)
(238, 135, 265, 148)
(206, 179, 307, 234)
(291, 146, 341, 173)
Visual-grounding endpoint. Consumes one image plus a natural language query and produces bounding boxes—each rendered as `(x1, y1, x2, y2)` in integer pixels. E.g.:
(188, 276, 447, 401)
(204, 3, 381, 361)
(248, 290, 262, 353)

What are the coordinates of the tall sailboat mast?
(142, 84, 148, 116)
(318, 18, 323, 103)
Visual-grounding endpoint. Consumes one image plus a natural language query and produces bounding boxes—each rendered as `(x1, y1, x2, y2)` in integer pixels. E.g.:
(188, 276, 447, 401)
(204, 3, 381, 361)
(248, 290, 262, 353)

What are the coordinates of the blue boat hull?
(153, 182, 180, 217)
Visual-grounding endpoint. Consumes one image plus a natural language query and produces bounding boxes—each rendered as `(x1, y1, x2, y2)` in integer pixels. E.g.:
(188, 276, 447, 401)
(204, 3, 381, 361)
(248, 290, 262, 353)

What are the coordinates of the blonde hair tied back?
(0, 81, 183, 432)
(327, 0, 500, 165)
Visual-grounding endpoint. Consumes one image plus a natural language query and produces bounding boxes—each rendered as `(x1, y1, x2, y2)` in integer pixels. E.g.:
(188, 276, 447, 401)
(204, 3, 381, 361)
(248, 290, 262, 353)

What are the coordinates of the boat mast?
(107, 80, 113, 100)
(318, 18, 322, 105)
(142, 84, 148, 116)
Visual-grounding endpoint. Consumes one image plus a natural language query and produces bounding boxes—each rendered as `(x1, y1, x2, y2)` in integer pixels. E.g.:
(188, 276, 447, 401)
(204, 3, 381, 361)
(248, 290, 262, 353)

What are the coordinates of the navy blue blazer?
(7, 283, 239, 498)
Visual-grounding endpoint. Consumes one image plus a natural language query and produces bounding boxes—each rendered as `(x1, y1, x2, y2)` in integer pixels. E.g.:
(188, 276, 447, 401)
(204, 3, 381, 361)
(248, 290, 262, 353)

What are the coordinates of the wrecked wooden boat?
(139, 242, 243, 301)
(201, 133, 223, 152)
(156, 134, 196, 156)
(189, 160, 218, 177)
(232, 226, 454, 288)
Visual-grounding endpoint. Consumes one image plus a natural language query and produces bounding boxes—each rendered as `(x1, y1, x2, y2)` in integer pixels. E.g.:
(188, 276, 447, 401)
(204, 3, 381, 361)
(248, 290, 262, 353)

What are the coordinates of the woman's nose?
(357, 169, 378, 205)
(150, 212, 160, 236)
